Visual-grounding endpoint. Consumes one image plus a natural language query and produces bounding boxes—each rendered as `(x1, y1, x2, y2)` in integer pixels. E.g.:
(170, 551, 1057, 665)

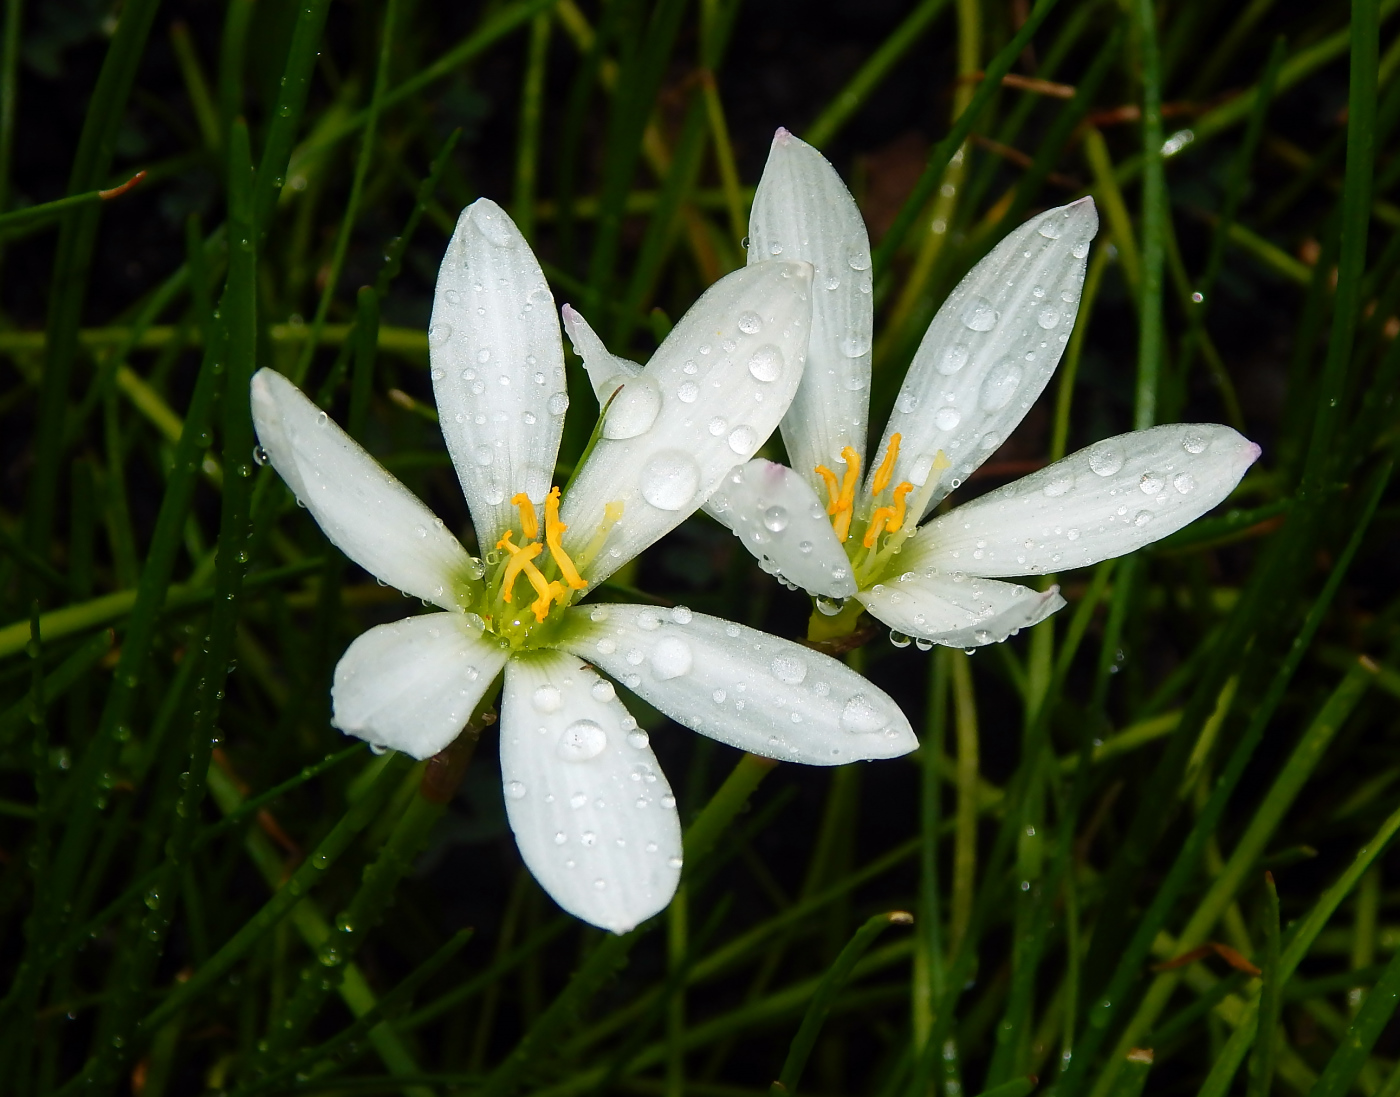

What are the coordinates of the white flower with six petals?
(673, 130, 1260, 648)
(249, 198, 917, 934)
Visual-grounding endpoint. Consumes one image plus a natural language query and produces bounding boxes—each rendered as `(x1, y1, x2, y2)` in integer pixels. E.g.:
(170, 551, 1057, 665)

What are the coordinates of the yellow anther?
(544, 486, 587, 590)
(496, 531, 546, 606)
(531, 579, 569, 623)
(511, 493, 539, 541)
(822, 447, 863, 543)
(887, 481, 913, 533)
(871, 433, 903, 496)
(814, 465, 841, 513)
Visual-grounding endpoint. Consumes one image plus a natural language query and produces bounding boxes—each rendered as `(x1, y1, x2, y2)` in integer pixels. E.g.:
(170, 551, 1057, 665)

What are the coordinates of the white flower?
(684, 130, 1260, 649)
(250, 198, 917, 934)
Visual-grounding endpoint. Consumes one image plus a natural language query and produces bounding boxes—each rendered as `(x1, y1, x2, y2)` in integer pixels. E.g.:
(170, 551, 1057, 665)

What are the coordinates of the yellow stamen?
(814, 465, 841, 513)
(531, 579, 569, 623)
(544, 486, 587, 590)
(886, 481, 913, 533)
(496, 531, 546, 606)
(575, 500, 626, 574)
(871, 433, 903, 496)
(826, 447, 862, 543)
(511, 493, 539, 541)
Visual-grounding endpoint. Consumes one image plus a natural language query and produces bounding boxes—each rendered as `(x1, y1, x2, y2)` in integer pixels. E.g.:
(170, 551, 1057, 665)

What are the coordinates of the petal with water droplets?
(251, 369, 477, 610)
(562, 304, 643, 405)
(559, 605, 916, 765)
(500, 650, 682, 934)
(332, 612, 507, 759)
(912, 423, 1261, 577)
(704, 458, 856, 598)
(857, 573, 1064, 648)
(749, 129, 872, 493)
(875, 198, 1099, 519)
(431, 199, 567, 547)
(561, 260, 814, 587)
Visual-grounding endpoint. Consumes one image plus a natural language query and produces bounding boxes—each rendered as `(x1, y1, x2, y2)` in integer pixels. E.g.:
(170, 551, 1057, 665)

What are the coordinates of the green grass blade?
(1131, 0, 1167, 431)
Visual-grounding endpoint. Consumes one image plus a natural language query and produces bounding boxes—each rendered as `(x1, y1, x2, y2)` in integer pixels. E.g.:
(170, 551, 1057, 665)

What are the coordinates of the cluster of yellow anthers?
(815, 433, 915, 550)
(495, 486, 588, 622)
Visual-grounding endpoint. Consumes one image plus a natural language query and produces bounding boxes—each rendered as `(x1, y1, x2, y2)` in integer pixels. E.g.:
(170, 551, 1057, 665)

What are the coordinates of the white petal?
(562, 303, 642, 405)
(558, 605, 917, 765)
(704, 459, 856, 598)
(430, 199, 567, 548)
(857, 572, 1064, 648)
(500, 650, 682, 934)
(251, 369, 477, 610)
(331, 612, 508, 759)
(749, 129, 872, 492)
(560, 261, 814, 587)
(876, 198, 1099, 519)
(912, 424, 1261, 576)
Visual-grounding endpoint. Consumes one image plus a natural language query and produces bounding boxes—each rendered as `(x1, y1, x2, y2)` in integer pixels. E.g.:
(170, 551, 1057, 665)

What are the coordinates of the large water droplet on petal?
(1043, 472, 1074, 497)
(938, 343, 970, 375)
(1038, 218, 1063, 240)
(728, 425, 757, 454)
(748, 344, 784, 382)
(763, 505, 789, 532)
(591, 679, 616, 702)
(532, 685, 562, 713)
(428, 323, 451, 348)
(651, 637, 693, 680)
(934, 406, 961, 430)
(602, 375, 662, 439)
(1183, 430, 1208, 454)
(1088, 443, 1125, 476)
(980, 360, 1023, 410)
(841, 693, 888, 734)
(961, 296, 999, 331)
(770, 654, 807, 685)
(557, 720, 608, 761)
(896, 392, 919, 414)
(547, 391, 570, 416)
(1139, 471, 1164, 496)
(738, 311, 762, 335)
(1037, 308, 1061, 329)
(505, 780, 527, 799)
(640, 450, 700, 511)
(1173, 472, 1196, 494)
(470, 203, 516, 247)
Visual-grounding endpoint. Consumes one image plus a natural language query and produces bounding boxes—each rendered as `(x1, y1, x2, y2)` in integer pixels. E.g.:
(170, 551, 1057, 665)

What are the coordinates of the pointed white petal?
(500, 650, 682, 934)
(331, 612, 508, 759)
(705, 459, 856, 598)
(912, 424, 1261, 577)
(562, 303, 642, 406)
(749, 129, 872, 492)
(560, 261, 814, 587)
(251, 369, 477, 610)
(559, 605, 916, 765)
(876, 198, 1099, 519)
(430, 199, 568, 548)
(857, 572, 1064, 648)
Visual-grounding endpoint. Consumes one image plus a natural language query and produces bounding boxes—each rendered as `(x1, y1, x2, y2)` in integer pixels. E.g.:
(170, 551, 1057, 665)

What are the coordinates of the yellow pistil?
(532, 579, 569, 623)
(511, 493, 539, 541)
(870, 433, 902, 496)
(544, 486, 588, 590)
(575, 500, 626, 574)
(496, 530, 546, 606)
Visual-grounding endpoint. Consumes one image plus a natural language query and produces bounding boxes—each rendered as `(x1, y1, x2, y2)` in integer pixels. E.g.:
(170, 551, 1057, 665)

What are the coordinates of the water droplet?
(640, 450, 700, 510)
(770, 653, 807, 684)
(1088, 443, 1125, 476)
(708, 416, 727, 436)
(603, 376, 662, 439)
(762, 505, 789, 532)
(1037, 308, 1060, 329)
(506, 780, 527, 799)
(558, 720, 608, 761)
(591, 680, 616, 703)
(748, 344, 784, 382)
(738, 311, 762, 334)
(252, 444, 268, 466)
(896, 392, 919, 414)
(1133, 510, 1153, 527)
(934, 406, 961, 430)
(570, 792, 588, 809)
(1173, 472, 1195, 494)
(961, 296, 999, 331)
(473, 443, 494, 467)
(533, 685, 562, 713)
(1043, 472, 1074, 497)
(1183, 430, 1208, 454)
(677, 381, 699, 403)
(671, 606, 693, 624)
(428, 323, 451, 347)
(547, 391, 570, 416)
(651, 637, 693, 679)
(728, 425, 757, 454)
(627, 730, 650, 749)
(841, 332, 871, 358)
(847, 246, 871, 270)
(1038, 219, 1063, 240)
(980, 360, 1023, 410)
(841, 693, 887, 734)
(938, 343, 970, 375)
(554, 831, 567, 845)
(597, 638, 617, 655)
(1072, 238, 1091, 258)
(1139, 472, 1164, 496)
(889, 631, 912, 648)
